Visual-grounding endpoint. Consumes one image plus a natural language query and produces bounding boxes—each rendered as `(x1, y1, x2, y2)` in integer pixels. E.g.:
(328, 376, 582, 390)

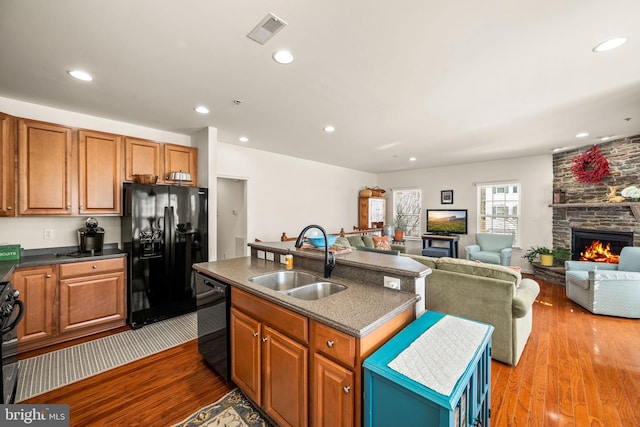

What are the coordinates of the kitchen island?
(193, 240, 431, 427)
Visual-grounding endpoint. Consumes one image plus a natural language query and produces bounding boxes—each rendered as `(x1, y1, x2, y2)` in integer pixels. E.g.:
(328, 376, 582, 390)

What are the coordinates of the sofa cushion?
(373, 235, 391, 250)
(346, 235, 364, 248)
(436, 257, 521, 285)
(334, 236, 353, 248)
(362, 235, 375, 248)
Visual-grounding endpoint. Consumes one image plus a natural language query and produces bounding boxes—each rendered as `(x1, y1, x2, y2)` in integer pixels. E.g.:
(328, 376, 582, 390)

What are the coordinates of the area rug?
(16, 312, 196, 402)
(171, 388, 274, 427)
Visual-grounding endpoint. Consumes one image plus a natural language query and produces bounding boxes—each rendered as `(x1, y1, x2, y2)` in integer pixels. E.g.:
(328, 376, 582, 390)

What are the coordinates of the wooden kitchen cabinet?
(0, 113, 17, 217)
(310, 310, 414, 427)
(18, 119, 74, 215)
(58, 257, 126, 336)
(164, 143, 197, 186)
(313, 353, 354, 427)
(124, 137, 162, 182)
(13, 257, 126, 353)
(231, 288, 308, 427)
(358, 196, 386, 229)
(78, 130, 123, 215)
(12, 265, 58, 345)
(230, 307, 262, 404)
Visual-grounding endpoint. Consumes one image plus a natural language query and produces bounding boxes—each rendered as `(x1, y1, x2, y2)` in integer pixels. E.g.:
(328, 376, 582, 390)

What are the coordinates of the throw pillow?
(362, 235, 375, 248)
(334, 236, 353, 248)
(347, 235, 364, 248)
(373, 236, 391, 250)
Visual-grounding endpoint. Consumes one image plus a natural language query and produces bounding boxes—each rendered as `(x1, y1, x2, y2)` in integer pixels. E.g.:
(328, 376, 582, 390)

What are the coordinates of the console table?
(422, 234, 459, 258)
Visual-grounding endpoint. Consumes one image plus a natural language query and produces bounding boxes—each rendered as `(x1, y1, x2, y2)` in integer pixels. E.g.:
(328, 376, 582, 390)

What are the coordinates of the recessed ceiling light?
(67, 70, 93, 81)
(552, 147, 569, 153)
(323, 125, 335, 133)
(239, 136, 249, 142)
(194, 106, 209, 114)
(592, 36, 629, 53)
(273, 50, 294, 64)
(598, 135, 614, 141)
(575, 132, 590, 138)
(409, 157, 417, 162)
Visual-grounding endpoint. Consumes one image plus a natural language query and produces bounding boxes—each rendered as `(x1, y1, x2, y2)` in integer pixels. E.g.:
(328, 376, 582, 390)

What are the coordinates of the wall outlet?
(43, 229, 54, 239)
(265, 252, 275, 262)
(384, 276, 401, 290)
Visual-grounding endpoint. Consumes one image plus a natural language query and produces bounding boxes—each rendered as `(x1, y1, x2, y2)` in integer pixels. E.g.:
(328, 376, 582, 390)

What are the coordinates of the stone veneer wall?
(552, 134, 640, 250)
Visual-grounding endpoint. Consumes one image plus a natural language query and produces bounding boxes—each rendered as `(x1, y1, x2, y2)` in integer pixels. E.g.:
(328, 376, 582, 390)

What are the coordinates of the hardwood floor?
(491, 276, 640, 426)
(22, 276, 640, 426)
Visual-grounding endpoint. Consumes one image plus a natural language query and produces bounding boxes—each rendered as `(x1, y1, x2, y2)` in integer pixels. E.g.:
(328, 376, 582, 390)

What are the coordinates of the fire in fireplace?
(580, 240, 619, 263)
(571, 228, 634, 264)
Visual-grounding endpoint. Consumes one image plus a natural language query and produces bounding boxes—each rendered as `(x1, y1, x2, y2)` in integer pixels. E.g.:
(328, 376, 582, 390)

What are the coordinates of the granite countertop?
(194, 255, 422, 339)
(0, 244, 126, 282)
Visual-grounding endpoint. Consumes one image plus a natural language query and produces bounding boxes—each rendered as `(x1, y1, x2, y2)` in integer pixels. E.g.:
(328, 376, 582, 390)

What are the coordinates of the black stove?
(1, 280, 24, 404)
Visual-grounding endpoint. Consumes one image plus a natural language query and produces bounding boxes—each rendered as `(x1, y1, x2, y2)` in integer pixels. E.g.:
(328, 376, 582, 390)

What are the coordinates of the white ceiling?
(1, 0, 639, 173)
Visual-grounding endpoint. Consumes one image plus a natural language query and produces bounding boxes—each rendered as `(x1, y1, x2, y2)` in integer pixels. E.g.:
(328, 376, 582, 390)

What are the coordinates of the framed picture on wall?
(441, 190, 453, 204)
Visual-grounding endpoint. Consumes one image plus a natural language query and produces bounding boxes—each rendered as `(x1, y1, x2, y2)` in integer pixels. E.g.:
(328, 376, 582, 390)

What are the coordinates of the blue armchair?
(565, 246, 640, 318)
(465, 233, 514, 266)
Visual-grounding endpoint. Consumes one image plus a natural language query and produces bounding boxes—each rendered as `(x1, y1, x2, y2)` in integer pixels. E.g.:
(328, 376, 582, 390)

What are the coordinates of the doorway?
(216, 177, 247, 260)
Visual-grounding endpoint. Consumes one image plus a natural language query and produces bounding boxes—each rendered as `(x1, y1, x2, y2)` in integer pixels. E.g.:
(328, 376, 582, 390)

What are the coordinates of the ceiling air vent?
(247, 13, 287, 45)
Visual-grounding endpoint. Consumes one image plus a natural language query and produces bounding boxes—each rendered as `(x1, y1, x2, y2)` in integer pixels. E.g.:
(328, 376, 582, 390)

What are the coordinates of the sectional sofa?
(403, 254, 540, 366)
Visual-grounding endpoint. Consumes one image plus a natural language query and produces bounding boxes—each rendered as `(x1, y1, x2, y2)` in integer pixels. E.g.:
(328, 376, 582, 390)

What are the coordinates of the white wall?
(378, 155, 554, 272)
(216, 142, 377, 243)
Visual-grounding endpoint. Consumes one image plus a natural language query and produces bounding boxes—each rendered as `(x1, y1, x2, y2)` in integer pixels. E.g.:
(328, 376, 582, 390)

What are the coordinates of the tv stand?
(421, 234, 459, 258)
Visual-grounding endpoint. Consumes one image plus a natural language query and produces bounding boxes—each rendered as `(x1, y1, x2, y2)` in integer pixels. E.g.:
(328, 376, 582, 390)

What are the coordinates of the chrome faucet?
(295, 224, 336, 278)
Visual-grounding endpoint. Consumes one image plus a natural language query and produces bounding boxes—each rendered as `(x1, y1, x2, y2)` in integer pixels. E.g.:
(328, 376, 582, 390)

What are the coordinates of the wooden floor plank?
(20, 274, 640, 426)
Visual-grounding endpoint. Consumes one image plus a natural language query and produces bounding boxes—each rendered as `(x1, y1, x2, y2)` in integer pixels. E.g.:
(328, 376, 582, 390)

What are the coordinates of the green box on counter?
(0, 245, 21, 261)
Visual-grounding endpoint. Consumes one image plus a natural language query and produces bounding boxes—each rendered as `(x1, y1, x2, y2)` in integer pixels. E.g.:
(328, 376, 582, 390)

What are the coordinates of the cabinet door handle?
(6, 206, 11, 210)
(326, 340, 334, 348)
(252, 332, 259, 337)
(45, 274, 52, 278)
(261, 337, 268, 343)
(343, 386, 350, 394)
(92, 265, 97, 269)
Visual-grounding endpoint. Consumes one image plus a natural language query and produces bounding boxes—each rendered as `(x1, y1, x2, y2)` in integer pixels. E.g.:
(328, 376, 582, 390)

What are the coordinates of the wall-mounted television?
(426, 209, 468, 235)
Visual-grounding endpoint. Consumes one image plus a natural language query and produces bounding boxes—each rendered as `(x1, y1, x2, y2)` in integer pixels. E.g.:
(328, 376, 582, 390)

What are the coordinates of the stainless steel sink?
(248, 271, 320, 291)
(285, 282, 347, 300)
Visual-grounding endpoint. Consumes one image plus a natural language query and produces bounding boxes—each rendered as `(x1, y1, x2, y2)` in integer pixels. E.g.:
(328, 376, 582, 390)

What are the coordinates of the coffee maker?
(78, 217, 105, 255)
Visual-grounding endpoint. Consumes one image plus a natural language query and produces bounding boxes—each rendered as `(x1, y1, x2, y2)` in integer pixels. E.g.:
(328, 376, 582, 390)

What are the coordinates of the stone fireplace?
(551, 135, 640, 267)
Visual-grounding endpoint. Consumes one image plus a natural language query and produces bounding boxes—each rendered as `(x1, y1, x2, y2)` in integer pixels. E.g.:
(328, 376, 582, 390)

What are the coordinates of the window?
(392, 188, 422, 238)
(477, 182, 520, 246)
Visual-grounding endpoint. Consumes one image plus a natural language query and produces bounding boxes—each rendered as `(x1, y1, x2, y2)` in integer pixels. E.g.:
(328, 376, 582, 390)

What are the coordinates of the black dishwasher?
(195, 272, 230, 381)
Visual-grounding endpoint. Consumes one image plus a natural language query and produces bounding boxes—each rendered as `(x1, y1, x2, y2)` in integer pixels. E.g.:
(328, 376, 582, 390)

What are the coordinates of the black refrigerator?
(122, 183, 208, 328)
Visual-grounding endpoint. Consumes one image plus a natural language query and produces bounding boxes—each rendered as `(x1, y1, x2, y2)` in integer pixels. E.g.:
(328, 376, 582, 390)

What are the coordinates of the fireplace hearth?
(571, 228, 634, 263)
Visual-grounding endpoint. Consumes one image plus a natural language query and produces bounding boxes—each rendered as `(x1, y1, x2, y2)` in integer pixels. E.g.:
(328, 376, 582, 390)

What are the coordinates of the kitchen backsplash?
(0, 216, 121, 250)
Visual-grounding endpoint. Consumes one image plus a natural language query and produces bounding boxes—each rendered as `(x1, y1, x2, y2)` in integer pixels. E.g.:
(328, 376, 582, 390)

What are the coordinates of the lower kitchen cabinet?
(312, 353, 354, 427)
(231, 288, 308, 427)
(12, 265, 58, 345)
(58, 257, 126, 334)
(230, 286, 414, 427)
(263, 325, 308, 427)
(13, 257, 127, 352)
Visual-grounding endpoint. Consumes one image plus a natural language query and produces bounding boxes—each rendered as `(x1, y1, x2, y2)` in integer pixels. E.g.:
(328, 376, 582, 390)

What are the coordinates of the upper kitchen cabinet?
(78, 130, 123, 215)
(18, 119, 75, 215)
(0, 113, 17, 217)
(164, 143, 197, 186)
(124, 137, 162, 182)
